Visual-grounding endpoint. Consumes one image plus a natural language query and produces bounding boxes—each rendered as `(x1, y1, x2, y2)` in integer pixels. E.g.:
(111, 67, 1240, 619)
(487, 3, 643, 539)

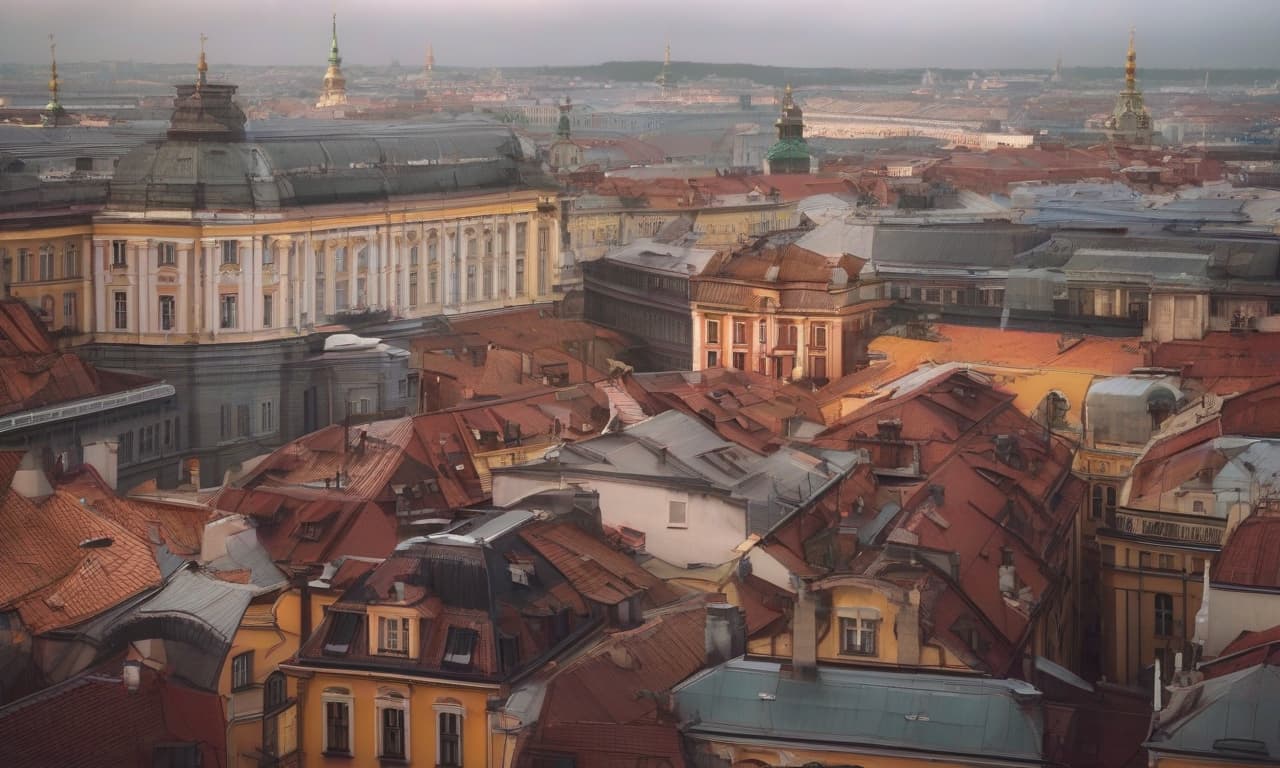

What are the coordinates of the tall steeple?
(197, 32, 208, 89)
(1124, 27, 1137, 92)
(1103, 27, 1155, 145)
(42, 34, 67, 127)
(317, 13, 349, 108)
(656, 39, 673, 94)
(764, 83, 812, 174)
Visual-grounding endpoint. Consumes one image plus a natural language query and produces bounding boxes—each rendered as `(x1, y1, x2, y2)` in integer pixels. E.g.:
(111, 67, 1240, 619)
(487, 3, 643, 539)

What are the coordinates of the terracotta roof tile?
(520, 519, 681, 609)
(1213, 513, 1280, 589)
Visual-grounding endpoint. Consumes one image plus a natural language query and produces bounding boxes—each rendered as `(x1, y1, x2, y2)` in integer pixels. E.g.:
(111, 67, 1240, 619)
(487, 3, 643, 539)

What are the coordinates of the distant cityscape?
(1, 12, 1280, 768)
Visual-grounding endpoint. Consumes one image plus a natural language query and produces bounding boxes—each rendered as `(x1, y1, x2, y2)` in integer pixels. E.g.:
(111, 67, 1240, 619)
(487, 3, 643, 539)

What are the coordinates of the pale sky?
(2, 0, 1279, 69)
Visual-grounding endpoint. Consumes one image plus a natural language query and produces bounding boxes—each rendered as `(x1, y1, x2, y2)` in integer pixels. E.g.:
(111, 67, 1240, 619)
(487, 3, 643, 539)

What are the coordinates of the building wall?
(2, 191, 563, 345)
(686, 736, 1029, 768)
(582, 260, 692, 371)
(1096, 520, 1219, 684)
(1203, 585, 1280, 657)
(1148, 293, 1210, 342)
(493, 472, 750, 568)
(691, 304, 873, 382)
(0, 227, 94, 333)
(290, 669, 495, 768)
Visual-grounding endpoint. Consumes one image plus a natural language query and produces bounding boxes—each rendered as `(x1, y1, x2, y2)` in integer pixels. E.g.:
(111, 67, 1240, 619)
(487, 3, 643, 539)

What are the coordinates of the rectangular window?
(379, 615, 412, 655)
(1154, 594, 1174, 636)
(839, 616, 879, 656)
(442, 627, 478, 670)
(111, 240, 127, 267)
(263, 294, 273, 327)
(220, 295, 238, 329)
(334, 246, 346, 273)
(237, 404, 250, 437)
(113, 291, 128, 330)
(63, 242, 79, 277)
(323, 612, 359, 655)
(231, 651, 253, 690)
(380, 707, 406, 760)
(260, 400, 274, 434)
(324, 699, 352, 755)
(39, 246, 54, 281)
(62, 292, 76, 329)
(18, 249, 30, 281)
(315, 277, 326, 314)
(705, 319, 720, 344)
(515, 257, 525, 295)
(220, 404, 233, 441)
(466, 264, 476, 300)
(758, 319, 767, 344)
(438, 712, 462, 767)
(732, 351, 746, 370)
(1158, 554, 1176, 571)
(811, 323, 827, 349)
(706, 349, 719, 368)
(537, 224, 550, 295)
(733, 320, 746, 345)
(262, 243, 274, 267)
(428, 270, 438, 303)
(157, 242, 176, 267)
(668, 500, 687, 527)
(409, 273, 419, 307)
(809, 355, 827, 380)
(335, 284, 348, 311)
(159, 296, 175, 331)
(221, 240, 238, 266)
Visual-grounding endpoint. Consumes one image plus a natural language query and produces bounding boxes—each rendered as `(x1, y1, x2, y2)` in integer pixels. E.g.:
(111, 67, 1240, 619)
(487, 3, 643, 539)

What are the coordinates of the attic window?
(324, 612, 360, 655)
(299, 522, 323, 541)
(876, 419, 903, 441)
(442, 627, 479, 670)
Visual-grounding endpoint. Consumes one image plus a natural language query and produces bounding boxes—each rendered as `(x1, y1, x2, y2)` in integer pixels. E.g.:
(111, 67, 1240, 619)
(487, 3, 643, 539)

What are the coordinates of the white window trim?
(433, 703, 465, 767)
(321, 690, 355, 755)
(376, 694, 411, 761)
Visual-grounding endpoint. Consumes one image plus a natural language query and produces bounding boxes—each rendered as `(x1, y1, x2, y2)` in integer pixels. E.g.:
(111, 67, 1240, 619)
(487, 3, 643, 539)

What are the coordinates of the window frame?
(1154, 593, 1174, 636)
(262, 293, 273, 328)
(376, 694, 410, 761)
(322, 689, 354, 756)
(442, 626, 479, 670)
(839, 615, 879, 657)
(113, 291, 128, 330)
(111, 240, 128, 268)
(220, 240, 239, 266)
(378, 615, 412, 656)
(157, 241, 177, 268)
(668, 499, 687, 528)
(219, 294, 238, 329)
(705, 318, 720, 345)
(436, 708, 463, 768)
(159, 295, 176, 331)
(230, 651, 254, 691)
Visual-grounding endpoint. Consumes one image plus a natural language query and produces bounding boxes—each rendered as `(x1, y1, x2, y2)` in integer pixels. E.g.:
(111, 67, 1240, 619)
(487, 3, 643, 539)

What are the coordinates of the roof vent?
(79, 536, 114, 549)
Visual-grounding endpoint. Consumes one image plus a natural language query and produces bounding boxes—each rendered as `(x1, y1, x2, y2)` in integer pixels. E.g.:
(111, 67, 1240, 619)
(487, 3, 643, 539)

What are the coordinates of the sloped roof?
(519, 519, 680, 609)
(0, 665, 225, 768)
(1213, 513, 1280, 589)
(1145, 663, 1280, 762)
(0, 484, 161, 635)
(675, 658, 1044, 761)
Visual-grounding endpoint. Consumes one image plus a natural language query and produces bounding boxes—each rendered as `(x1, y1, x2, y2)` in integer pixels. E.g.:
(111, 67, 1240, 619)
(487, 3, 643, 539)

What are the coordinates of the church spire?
(197, 33, 208, 89)
(329, 13, 342, 67)
(1125, 27, 1137, 92)
(46, 34, 61, 112)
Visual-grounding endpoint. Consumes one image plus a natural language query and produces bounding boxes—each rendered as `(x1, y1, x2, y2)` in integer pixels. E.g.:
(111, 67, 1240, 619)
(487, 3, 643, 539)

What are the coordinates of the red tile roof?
(519, 519, 681, 609)
(1200, 625, 1280, 678)
(1213, 513, 1280, 589)
(0, 664, 225, 768)
(0, 299, 158, 418)
(0, 476, 161, 634)
(522, 597, 717, 768)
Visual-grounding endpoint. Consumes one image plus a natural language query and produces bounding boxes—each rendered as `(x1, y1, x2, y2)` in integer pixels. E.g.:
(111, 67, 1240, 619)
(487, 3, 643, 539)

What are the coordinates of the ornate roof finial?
(46, 34, 61, 109)
(197, 32, 208, 88)
(329, 13, 342, 67)
(1125, 27, 1137, 91)
(783, 82, 794, 107)
(664, 38, 671, 67)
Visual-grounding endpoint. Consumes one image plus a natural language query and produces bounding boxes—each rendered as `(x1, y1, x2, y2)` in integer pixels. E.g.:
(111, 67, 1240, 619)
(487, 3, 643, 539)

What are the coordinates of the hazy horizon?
(3, 0, 1279, 70)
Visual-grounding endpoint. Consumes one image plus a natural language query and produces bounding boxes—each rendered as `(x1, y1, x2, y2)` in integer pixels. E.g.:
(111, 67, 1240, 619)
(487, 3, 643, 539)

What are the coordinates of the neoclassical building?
(0, 57, 567, 486)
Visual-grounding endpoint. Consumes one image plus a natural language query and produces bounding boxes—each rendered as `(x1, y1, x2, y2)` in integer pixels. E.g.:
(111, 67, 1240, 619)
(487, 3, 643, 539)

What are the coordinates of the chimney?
(12, 451, 53, 499)
(122, 660, 141, 694)
(705, 602, 746, 666)
(791, 579, 818, 680)
(82, 439, 119, 491)
(896, 588, 922, 665)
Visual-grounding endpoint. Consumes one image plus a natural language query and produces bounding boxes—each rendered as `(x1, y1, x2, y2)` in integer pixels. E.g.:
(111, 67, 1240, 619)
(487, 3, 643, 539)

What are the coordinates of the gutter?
(0, 382, 175, 434)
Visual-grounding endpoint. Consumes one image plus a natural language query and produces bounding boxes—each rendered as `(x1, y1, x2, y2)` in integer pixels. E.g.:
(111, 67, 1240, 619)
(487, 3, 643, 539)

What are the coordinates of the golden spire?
(47, 34, 60, 107)
(197, 32, 208, 88)
(664, 39, 671, 66)
(784, 82, 794, 107)
(1125, 27, 1137, 91)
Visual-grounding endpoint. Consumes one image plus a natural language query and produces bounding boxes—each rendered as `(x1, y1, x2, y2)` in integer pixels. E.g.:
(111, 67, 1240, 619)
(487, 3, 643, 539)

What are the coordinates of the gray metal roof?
(1145, 663, 1280, 761)
(133, 567, 260, 644)
(549, 410, 859, 535)
(601, 238, 717, 276)
(798, 219, 1049, 271)
(675, 658, 1045, 762)
(103, 122, 541, 211)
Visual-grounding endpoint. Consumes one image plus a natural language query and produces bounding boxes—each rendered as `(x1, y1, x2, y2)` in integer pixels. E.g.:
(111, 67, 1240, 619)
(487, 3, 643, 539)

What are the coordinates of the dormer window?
(323, 612, 360, 655)
(442, 627, 478, 670)
(378, 615, 412, 656)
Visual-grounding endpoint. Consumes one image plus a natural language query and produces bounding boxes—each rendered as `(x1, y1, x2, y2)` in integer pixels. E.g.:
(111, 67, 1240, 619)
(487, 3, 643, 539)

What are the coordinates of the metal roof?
(675, 658, 1045, 761)
(1145, 663, 1280, 761)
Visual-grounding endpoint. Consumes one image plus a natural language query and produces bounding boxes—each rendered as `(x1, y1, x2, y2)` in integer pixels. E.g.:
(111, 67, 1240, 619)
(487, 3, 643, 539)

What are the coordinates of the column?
(459, 222, 471, 306)
(248, 236, 260, 334)
(795, 318, 807, 380)
(93, 239, 107, 333)
(133, 240, 148, 338)
(301, 233, 313, 329)
(524, 218, 537, 297)
(506, 218, 518, 300)
(204, 240, 218, 336)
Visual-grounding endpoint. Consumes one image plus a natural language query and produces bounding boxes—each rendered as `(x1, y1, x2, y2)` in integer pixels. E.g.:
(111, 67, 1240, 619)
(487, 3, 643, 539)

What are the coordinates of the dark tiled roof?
(1213, 513, 1280, 589)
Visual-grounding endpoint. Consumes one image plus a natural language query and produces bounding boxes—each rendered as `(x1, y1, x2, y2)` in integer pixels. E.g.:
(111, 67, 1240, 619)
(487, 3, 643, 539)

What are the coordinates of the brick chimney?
(791, 579, 818, 680)
(705, 602, 746, 666)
